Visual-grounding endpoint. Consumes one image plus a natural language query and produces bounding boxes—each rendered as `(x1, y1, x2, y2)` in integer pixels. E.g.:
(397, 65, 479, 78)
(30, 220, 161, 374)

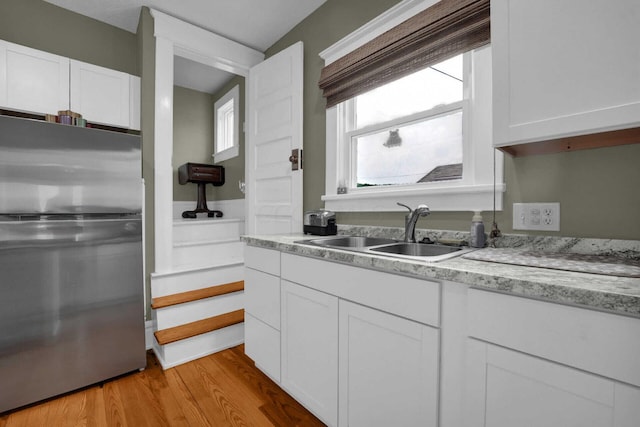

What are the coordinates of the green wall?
(265, 0, 404, 213)
(173, 86, 216, 201)
(265, 0, 640, 240)
(0, 0, 137, 75)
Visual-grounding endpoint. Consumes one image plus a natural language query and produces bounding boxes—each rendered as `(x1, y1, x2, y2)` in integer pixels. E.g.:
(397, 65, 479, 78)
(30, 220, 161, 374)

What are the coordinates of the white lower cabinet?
(244, 313, 280, 382)
(465, 288, 640, 427)
(339, 300, 439, 427)
(244, 246, 282, 383)
(281, 280, 338, 426)
(245, 244, 640, 427)
(466, 339, 640, 427)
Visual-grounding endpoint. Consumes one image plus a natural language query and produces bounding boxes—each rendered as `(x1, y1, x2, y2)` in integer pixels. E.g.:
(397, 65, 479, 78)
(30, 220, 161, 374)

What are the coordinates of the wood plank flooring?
(0, 345, 325, 427)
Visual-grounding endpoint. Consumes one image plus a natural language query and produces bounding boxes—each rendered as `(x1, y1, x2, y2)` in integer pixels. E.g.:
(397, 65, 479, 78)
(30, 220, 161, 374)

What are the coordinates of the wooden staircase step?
(151, 281, 244, 310)
(154, 309, 245, 346)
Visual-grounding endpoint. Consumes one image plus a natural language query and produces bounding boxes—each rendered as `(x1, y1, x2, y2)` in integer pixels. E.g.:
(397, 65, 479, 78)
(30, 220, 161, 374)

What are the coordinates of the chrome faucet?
(397, 203, 430, 243)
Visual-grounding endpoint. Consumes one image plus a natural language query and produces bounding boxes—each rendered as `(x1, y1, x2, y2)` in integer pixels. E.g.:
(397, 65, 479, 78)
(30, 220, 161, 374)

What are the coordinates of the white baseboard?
(173, 199, 245, 220)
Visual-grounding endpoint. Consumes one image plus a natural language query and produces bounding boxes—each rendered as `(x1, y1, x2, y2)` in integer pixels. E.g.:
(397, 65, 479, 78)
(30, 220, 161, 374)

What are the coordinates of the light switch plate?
(513, 203, 560, 231)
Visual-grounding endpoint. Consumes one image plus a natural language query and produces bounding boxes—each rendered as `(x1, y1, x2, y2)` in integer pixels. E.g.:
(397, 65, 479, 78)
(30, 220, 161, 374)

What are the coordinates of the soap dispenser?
(469, 211, 486, 248)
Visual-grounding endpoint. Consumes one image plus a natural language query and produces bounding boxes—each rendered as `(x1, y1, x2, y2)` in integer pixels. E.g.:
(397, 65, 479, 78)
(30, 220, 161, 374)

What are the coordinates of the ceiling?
(43, 0, 326, 93)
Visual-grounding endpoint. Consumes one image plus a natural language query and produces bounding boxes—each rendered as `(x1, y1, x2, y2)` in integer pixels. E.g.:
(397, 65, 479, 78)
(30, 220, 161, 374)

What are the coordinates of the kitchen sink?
(297, 236, 476, 262)
(370, 242, 462, 257)
(305, 236, 397, 248)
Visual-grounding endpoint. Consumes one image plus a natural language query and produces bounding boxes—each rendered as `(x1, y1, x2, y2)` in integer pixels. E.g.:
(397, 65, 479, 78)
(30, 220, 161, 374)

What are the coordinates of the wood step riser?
(151, 264, 244, 298)
(172, 241, 244, 270)
(153, 291, 244, 330)
(173, 219, 244, 244)
(153, 322, 244, 370)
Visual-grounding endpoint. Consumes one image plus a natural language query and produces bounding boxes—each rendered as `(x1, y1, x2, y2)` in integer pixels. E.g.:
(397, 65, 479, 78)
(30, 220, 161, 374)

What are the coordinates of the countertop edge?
(242, 235, 640, 318)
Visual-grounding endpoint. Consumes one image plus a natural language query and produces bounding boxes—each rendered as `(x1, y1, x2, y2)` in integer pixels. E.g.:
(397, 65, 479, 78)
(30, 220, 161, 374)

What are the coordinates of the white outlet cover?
(513, 202, 560, 231)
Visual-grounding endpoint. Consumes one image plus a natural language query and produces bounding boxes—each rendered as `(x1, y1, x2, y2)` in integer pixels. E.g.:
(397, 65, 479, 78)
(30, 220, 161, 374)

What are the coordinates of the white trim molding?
(322, 183, 504, 212)
(151, 9, 263, 77)
(319, 0, 440, 66)
(322, 44, 504, 213)
(149, 8, 262, 274)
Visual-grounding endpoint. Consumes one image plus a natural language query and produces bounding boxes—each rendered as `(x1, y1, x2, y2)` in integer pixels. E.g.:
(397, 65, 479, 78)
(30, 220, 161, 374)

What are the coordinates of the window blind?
(318, 0, 490, 108)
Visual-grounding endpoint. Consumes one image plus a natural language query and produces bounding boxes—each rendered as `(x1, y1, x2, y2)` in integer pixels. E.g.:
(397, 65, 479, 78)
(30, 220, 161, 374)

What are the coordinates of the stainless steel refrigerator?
(0, 115, 145, 413)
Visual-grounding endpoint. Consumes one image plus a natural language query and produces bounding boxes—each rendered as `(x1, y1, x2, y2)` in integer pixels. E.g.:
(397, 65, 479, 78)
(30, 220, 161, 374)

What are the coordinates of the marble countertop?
(242, 232, 640, 318)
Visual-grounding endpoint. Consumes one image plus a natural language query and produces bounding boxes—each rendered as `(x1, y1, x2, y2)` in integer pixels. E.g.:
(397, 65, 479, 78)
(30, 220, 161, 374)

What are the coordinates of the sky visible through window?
(353, 55, 463, 186)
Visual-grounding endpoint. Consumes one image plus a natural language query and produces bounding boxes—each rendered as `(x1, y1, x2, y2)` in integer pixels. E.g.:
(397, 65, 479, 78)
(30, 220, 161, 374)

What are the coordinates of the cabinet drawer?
(245, 313, 280, 383)
(468, 289, 640, 386)
(245, 267, 280, 330)
(244, 245, 280, 276)
(281, 253, 440, 327)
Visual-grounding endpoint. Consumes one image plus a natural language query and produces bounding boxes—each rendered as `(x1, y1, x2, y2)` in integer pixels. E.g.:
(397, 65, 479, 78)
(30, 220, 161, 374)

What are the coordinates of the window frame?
(320, 0, 504, 212)
(344, 54, 467, 189)
(213, 84, 240, 162)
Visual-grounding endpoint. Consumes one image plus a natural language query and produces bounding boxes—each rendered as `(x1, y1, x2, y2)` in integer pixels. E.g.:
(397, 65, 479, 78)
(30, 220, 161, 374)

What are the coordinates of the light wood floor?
(0, 345, 325, 427)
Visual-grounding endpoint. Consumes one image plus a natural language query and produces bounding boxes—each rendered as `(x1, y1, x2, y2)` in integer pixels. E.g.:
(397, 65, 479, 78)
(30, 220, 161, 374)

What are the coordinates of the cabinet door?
(492, 0, 640, 146)
(465, 339, 640, 427)
(281, 280, 338, 427)
(244, 313, 280, 383)
(339, 300, 439, 427)
(69, 60, 130, 128)
(244, 267, 280, 329)
(0, 40, 69, 115)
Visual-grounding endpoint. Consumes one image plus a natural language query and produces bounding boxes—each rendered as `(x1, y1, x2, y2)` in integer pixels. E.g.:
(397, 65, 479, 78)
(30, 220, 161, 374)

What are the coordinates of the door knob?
(289, 148, 302, 171)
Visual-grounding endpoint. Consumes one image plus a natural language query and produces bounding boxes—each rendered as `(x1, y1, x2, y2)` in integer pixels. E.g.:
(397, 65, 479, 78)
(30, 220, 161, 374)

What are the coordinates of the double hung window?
(319, 0, 503, 212)
(346, 54, 464, 188)
(213, 85, 239, 162)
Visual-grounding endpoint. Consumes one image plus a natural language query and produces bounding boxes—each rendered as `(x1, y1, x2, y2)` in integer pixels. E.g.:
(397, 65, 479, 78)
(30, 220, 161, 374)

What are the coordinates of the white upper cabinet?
(492, 0, 640, 148)
(70, 60, 133, 129)
(0, 40, 140, 130)
(0, 40, 69, 115)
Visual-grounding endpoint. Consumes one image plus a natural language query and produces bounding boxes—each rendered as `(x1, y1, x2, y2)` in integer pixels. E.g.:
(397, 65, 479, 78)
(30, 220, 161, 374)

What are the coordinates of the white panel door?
(246, 42, 303, 235)
(281, 280, 338, 427)
(69, 59, 130, 128)
(0, 40, 69, 115)
(338, 300, 439, 427)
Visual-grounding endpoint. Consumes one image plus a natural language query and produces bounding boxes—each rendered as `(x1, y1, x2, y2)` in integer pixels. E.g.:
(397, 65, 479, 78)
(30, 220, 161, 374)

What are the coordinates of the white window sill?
(322, 183, 505, 212)
(212, 145, 238, 163)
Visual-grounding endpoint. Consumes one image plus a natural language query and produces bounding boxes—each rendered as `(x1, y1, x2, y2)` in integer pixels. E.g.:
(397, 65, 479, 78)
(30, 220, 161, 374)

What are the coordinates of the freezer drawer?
(0, 217, 145, 413)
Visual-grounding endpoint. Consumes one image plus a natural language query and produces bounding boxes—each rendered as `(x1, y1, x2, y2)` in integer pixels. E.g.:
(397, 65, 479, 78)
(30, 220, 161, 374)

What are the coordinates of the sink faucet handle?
(397, 202, 412, 212)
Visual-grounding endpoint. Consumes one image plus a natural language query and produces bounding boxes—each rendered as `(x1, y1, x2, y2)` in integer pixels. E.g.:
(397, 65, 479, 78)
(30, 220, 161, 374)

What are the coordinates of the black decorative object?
(178, 163, 225, 218)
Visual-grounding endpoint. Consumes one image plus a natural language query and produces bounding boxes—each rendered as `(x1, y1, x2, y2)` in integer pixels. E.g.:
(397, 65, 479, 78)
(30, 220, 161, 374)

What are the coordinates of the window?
(319, 0, 503, 212)
(348, 54, 464, 188)
(213, 85, 239, 162)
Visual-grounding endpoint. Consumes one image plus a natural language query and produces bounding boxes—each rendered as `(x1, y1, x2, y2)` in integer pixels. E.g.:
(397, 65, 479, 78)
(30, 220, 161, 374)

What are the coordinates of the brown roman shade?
(319, 0, 490, 108)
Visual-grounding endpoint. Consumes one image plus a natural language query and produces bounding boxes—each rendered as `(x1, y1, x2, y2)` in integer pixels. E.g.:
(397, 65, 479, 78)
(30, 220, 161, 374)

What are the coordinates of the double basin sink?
(297, 235, 476, 262)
